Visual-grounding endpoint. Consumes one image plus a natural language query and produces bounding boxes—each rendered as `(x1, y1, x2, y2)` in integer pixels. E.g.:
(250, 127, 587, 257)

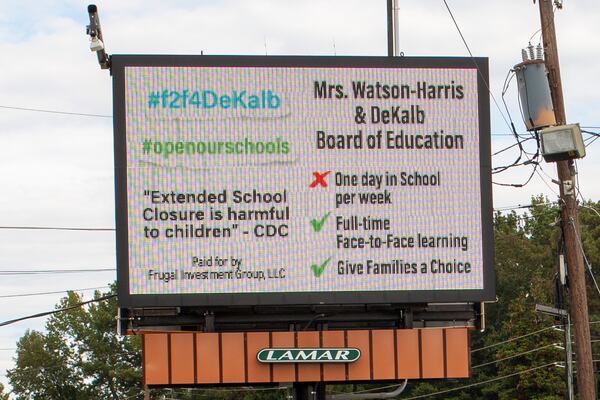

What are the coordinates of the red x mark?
(309, 171, 331, 188)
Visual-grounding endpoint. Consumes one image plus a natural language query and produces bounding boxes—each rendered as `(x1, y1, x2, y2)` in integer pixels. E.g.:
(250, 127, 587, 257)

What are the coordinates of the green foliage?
(402, 198, 600, 400)
(7, 286, 142, 400)
(0, 384, 9, 400)
(6, 198, 600, 400)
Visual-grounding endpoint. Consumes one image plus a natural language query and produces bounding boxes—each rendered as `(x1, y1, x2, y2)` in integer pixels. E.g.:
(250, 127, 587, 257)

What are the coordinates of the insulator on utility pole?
(527, 43, 536, 60)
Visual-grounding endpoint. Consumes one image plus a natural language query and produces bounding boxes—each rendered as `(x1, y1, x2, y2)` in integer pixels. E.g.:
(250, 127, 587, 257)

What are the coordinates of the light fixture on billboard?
(90, 35, 104, 52)
(540, 123, 586, 162)
(86, 4, 110, 69)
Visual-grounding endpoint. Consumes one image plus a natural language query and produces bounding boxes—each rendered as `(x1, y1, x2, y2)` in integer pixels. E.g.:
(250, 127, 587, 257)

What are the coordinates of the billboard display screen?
(112, 56, 494, 307)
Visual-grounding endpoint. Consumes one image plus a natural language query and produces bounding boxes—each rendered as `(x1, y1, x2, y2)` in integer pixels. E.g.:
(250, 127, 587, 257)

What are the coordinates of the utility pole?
(537, 1, 596, 398)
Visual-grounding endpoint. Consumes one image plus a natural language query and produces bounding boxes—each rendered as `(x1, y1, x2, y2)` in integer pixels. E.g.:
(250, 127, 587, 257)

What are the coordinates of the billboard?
(112, 56, 493, 307)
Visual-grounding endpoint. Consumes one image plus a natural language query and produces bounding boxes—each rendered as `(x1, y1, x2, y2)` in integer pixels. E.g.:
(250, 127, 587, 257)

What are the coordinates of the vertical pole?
(392, 0, 400, 57)
(386, 0, 394, 57)
(538, 1, 596, 399)
(387, 0, 400, 57)
(293, 383, 324, 400)
(565, 314, 574, 400)
(144, 385, 150, 400)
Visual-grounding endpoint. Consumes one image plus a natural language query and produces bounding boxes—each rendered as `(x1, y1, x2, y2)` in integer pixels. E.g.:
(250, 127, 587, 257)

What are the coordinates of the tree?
(0, 384, 9, 400)
(402, 197, 570, 399)
(7, 286, 142, 400)
(6, 199, 600, 399)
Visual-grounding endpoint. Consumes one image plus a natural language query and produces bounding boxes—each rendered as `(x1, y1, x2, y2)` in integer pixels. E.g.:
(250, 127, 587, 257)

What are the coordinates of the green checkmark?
(311, 256, 332, 278)
(310, 212, 331, 232)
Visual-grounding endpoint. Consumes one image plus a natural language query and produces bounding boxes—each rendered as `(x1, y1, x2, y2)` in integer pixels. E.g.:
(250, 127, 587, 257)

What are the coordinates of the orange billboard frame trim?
(143, 327, 470, 386)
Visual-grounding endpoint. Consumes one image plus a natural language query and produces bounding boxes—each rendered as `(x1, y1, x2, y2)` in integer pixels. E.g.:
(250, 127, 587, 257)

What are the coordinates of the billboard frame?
(112, 55, 494, 308)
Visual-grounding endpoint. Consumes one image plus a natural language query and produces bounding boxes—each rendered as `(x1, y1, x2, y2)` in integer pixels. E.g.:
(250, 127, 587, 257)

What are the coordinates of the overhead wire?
(0, 268, 115, 275)
(574, 160, 587, 203)
(401, 362, 560, 400)
(493, 136, 535, 157)
(0, 286, 111, 299)
(534, 168, 561, 198)
(494, 203, 544, 212)
(582, 129, 600, 137)
(580, 204, 600, 220)
(0, 105, 111, 119)
(0, 226, 114, 232)
(0, 103, 519, 141)
(528, 28, 543, 44)
(582, 129, 600, 149)
(568, 218, 600, 297)
(471, 324, 558, 353)
(440, 0, 513, 133)
(471, 342, 560, 369)
(584, 134, 600, 147)
(0, 294, 116, 327)
(170, 386, 287, 393)
(328, 382, 405, 396)
(491, 66, 544, 186)
(493, 154, 540, 187)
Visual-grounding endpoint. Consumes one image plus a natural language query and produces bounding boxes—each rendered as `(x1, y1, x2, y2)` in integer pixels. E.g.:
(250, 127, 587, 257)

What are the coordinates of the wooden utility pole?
(538, 1, 596, 398)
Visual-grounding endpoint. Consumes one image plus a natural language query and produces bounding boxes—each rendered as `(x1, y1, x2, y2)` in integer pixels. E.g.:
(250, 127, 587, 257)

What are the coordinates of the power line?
(471, 324, 558, 353)
(584, 134, 600, 147)
(494, 203, 537, 211)
(493, 159, 540, 187)
(472, 343, 559, 369)
(0, 294, 116, 327)
(0, 226, 114, 232)
(580, 204, 600, 220)
(0, 105, 111, 119)
(0, 100, 526, 141)
(402, 362, 559, 399)
(493, 137, 535, 157)
(171, 387, 287, 393)
(569, 218, 600, 297)
(534, 168, 561, 198)
(473, 321, 600, 355)
(494, 201, 558, 212)
(0, 268, 115, 275)
(582, 130, 600, 137)
(440, 0, 513, 133)
(0, 286, 110, 299)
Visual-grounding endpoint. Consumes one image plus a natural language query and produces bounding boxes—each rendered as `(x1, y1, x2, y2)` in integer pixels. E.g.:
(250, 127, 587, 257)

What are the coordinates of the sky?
(0, 0, 599, 392)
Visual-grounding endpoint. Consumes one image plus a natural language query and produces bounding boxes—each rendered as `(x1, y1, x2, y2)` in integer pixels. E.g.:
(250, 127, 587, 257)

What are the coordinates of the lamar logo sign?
(256, 348, 361, 363)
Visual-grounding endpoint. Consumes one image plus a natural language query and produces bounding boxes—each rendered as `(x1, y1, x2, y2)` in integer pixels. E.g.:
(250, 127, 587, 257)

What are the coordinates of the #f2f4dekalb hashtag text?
(146, 89, 281, 110)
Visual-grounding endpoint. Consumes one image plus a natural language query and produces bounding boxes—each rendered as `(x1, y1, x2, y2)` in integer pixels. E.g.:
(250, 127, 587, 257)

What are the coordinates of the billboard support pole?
(387, 0, 400, 57)
(293, 382, 325, 400)
(386, 0, 393, 57)
(537, 1, 596, 398)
